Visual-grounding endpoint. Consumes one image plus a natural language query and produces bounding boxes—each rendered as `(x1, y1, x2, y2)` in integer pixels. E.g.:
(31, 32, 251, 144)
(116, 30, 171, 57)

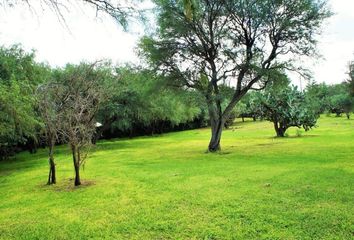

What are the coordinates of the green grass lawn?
(0, 116, 353, 239)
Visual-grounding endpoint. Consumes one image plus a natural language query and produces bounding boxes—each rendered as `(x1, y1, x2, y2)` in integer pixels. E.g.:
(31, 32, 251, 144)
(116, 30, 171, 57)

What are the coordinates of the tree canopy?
(258, 81, 319, 137)
(0, 45, 49, 159)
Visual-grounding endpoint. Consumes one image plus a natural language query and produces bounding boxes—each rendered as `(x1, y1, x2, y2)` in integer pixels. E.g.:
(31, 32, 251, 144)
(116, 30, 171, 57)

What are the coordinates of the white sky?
(0, 0, 353, 85)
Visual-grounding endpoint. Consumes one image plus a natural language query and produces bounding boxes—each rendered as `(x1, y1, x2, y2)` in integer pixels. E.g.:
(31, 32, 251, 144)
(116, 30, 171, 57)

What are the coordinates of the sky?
(0, 0, 353, 86)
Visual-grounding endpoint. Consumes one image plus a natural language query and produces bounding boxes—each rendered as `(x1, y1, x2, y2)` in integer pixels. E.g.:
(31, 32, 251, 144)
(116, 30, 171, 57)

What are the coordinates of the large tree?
(140, 0, 330, 152)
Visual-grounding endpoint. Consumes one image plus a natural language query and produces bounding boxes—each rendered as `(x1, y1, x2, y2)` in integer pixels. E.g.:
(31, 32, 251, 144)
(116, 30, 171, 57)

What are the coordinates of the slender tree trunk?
(47, 139, 56, 185)
(346, 112, 350, 120)
(208, 115, 224, 152)
(71, 145, 81, 186)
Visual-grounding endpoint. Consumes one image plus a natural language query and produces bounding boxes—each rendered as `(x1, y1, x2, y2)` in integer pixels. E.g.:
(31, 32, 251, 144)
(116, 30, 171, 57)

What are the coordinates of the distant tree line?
(227, 70, 354, 136)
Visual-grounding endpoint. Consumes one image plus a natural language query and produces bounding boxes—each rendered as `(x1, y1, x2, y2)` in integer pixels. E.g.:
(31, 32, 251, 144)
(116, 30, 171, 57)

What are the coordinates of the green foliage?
(259, 83, 319, 137)
(0, 79, 40, 149)
(0, 45, 49, 159)
(183, 0, 195, 21)
(97, 65, 203, 137)
(141, 0, 331, 88)
(306, 81, 353, 118)
(305, 82, 331, 113)
(140, 0, 330, 151)
(329, 93, 353, 118)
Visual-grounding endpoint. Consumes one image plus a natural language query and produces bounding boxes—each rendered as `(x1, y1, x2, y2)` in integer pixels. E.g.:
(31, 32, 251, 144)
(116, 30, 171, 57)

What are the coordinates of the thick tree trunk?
(205, 71, 244, 152)
(71, 145, 81, 186)
(47, 141, 56, 185)
(208, 116, 223, 152)
(276, 128, 285, 137)
(273, 121, 286, 137)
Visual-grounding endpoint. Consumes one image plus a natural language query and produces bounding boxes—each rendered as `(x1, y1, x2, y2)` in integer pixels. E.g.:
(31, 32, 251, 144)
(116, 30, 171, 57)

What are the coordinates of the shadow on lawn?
(0, 151, 47, 176)
(40, 178, 96, 192)
(267, 134, 320, 139)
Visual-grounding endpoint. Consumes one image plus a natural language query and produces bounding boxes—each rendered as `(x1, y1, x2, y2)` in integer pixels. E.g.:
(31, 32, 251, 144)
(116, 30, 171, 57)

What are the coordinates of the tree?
(37, 81, 66, 184)
(140, 0, 330, 152)
(53, 62, 107, 186)
(259, 84, 319, 137)
(330, 93, 353, 119)
(305, 81, 331, 114)
(0, 45, 48, 159)
(236, 91, 264, 122)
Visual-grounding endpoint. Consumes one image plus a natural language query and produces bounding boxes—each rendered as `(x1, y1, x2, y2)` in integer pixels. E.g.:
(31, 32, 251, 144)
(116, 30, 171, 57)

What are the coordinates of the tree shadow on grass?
(267, 134, 320, 139)
(40, 178, 96, 192)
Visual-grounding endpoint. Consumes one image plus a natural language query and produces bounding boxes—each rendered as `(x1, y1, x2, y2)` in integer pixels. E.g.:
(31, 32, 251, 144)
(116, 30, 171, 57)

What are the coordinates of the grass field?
(0, 115, 353, 239)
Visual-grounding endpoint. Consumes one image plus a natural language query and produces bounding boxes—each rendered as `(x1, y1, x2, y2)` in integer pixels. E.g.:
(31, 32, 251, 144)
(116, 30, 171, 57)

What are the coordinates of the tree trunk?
(346, 112, 350, 120)
(74, 162, 81, 186)
(71, 145, 81, 186)
(274, 121, 286, 137)
(276, 128, 285, 137)
(208, 116, 223, 152)
(47, 141, 56, 185)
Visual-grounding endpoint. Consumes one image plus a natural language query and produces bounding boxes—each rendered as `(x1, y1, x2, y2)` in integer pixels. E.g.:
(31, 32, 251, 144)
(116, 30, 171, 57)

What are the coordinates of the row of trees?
(0, 45, 205, 185)
(306, 80, 354, 119)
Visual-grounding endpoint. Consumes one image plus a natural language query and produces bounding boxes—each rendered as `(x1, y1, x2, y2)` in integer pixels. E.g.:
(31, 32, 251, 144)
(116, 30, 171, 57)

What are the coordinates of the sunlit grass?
(0, 115, 353, 239)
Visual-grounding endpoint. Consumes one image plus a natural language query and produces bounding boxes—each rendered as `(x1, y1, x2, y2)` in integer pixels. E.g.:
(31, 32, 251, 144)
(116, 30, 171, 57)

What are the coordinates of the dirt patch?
(40, 178, 96, 192)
